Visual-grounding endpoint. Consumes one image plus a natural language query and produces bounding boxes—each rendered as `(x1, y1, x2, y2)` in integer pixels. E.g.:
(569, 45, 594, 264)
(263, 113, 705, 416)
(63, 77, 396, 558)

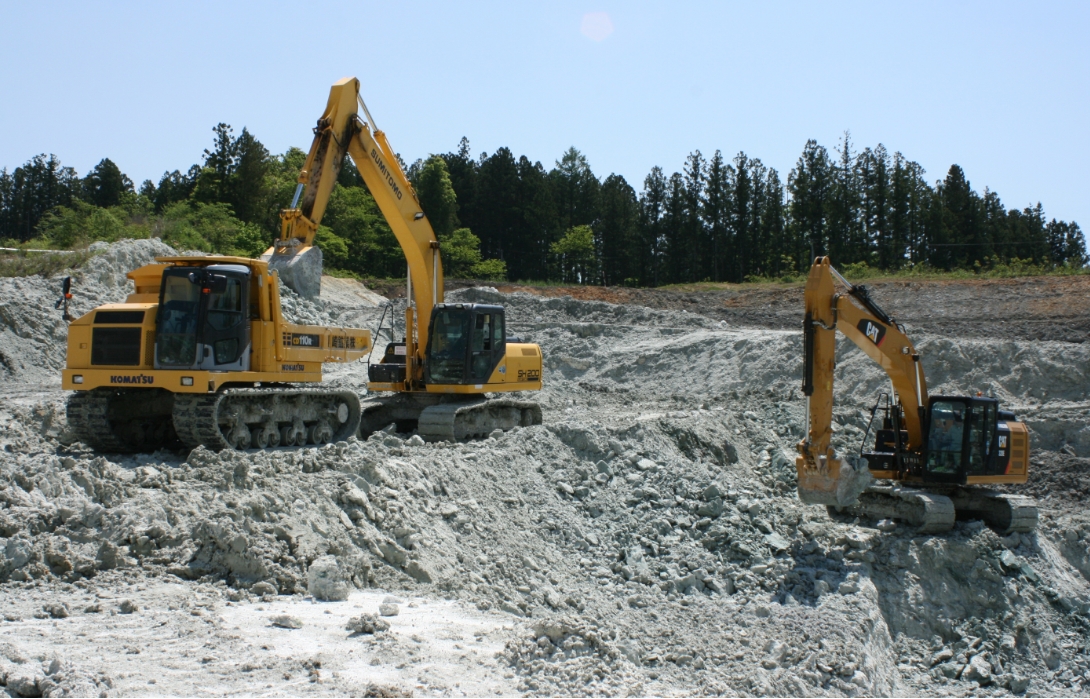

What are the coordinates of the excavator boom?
(798, 257, 927, 505)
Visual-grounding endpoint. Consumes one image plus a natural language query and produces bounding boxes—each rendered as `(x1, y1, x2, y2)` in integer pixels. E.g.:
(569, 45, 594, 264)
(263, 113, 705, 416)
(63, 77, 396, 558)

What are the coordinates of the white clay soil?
(0, 239, 1088, 697)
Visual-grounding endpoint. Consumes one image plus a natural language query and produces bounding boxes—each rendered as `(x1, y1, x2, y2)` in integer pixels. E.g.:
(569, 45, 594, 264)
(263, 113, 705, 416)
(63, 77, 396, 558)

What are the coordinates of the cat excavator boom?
(796, 257, 1037, 533)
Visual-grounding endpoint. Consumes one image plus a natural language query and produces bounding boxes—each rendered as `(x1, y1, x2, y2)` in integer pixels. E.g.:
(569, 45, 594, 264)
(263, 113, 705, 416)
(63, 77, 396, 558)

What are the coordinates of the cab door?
(469, 309, 505, 382)
(198, 272, 250, 371)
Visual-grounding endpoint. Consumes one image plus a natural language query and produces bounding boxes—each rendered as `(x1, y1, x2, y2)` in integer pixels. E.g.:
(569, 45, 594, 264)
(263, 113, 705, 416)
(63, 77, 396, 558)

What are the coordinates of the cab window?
(927, 401, 965, 474)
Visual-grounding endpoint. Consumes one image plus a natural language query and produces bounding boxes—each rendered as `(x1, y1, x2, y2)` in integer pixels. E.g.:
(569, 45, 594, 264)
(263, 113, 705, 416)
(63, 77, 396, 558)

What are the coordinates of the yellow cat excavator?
(796, 257, 1037, 533)
(266, 77, 543, 441)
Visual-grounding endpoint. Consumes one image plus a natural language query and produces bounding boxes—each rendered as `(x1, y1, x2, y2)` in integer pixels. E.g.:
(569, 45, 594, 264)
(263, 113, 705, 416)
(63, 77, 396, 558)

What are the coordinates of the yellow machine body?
(62, 255, 370, 393)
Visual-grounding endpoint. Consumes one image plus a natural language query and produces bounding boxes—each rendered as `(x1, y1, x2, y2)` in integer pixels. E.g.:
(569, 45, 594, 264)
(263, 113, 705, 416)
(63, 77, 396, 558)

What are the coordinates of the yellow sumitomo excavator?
(61, 77, 542, 451)
(795, 257, 1037, 533)
(266, 77, 543, 441)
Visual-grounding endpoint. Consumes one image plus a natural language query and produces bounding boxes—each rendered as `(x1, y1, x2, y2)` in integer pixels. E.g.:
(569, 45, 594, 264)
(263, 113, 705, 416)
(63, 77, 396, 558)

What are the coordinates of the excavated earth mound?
(0, 240, 1088, 696)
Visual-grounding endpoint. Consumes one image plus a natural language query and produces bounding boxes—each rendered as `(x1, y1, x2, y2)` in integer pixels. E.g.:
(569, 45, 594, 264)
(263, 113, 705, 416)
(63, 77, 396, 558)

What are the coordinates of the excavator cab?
(424, 303, 506, 385)
(861, 394, 1022, 485)
(155, 264, 251, 371)
(368, 303, 508, 387)
(921, 396, 1019, 483)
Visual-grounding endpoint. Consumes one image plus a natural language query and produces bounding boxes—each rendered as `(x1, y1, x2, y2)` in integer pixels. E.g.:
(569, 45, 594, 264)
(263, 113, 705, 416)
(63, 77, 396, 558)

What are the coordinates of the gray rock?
(307, 555, 351, 601)
(44, 603, 69, 619)
(1010, 674, 1031, 693)
(6, 674, 42, 698)
(347, 614, 389, 634)
(264, 244, 323, 298)
(764, 533, 789, 552)
(251, 581, 278, 597)
(930, 648, 954, 666)
(964, 654, 992, 683)
(378, 603, 399, 617)
(270, 614, 303, 629)
(119, 599, 138, 614)
(405, 560, 432, 583)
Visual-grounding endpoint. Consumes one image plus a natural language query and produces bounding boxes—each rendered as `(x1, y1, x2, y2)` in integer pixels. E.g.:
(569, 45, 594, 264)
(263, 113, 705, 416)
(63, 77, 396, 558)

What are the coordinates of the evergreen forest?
(1, 124, 1085, 285)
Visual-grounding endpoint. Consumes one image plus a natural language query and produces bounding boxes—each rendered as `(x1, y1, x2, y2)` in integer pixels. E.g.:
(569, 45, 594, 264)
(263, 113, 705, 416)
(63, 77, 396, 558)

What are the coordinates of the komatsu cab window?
(157, 271, 200, 365)
(156, 266, 250, 369)
(926, 401, 965, 474)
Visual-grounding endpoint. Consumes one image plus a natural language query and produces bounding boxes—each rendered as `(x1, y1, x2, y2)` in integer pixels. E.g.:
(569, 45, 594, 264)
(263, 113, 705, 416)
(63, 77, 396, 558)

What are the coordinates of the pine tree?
(550, 147, 600, 232)
(703, 151, 731, 282)
(415, 155, 459, 239)
(475, 147, 520, 262)
(759, 168, 788, 277)
(827, 132, 862, 264)
(787, 140, 832, 268)
(681, 151, 706, 282)
(229, 128, 271, 225)
(638, 167, 668, 286)
(442, 137, 479, 236)
(513, 156, 557, 281)
(663, 172, 687, 283)
(82, 158, 133, 209)
(936, 164, 982, 269)
(857, 145, 891, 268)
(597, 174, 639, 285)
(729, 153, 755, 283)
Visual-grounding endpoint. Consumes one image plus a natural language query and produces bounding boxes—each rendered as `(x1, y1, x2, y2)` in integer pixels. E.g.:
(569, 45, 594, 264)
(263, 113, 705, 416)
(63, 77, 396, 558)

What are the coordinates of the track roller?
(172, 387, 360, 451)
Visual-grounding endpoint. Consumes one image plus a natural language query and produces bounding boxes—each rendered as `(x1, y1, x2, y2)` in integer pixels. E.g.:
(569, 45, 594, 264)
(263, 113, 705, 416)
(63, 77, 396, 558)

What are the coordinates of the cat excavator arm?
(797, 256, 928, 505)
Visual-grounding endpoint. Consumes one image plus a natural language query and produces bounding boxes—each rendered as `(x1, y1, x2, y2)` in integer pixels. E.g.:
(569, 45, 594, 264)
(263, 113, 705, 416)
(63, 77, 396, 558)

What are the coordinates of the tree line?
(1, 127, 1085, 285)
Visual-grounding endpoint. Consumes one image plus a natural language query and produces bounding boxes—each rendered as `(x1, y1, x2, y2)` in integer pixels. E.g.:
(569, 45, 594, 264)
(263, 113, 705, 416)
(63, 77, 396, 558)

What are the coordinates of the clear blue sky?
(2, 1, 1088, 230)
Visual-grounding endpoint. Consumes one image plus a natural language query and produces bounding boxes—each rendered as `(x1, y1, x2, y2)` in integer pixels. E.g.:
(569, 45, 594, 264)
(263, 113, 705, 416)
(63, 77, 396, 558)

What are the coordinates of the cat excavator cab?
(267, 77, 543, 441)
(796, 257, 1037, 533)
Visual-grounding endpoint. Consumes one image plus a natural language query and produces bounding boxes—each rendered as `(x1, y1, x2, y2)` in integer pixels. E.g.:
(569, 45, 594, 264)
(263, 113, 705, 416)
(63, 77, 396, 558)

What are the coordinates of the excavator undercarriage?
(360, 393, 542, 442)
(828, 484, 1038, 534)
(68, 386, 361, 453)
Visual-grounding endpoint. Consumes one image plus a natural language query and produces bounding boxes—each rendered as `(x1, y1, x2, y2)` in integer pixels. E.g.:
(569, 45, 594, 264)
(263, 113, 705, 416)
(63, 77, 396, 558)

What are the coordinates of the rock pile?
(0, 241, 1088, 695)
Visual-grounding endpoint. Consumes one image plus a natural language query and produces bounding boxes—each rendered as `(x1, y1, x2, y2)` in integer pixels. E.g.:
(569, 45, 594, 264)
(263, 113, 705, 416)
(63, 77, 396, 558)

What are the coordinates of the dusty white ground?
(1, 240, 1089, 697)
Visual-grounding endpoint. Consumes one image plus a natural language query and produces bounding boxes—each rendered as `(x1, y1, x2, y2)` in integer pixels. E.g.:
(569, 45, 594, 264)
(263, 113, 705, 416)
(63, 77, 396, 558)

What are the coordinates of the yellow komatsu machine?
(796, 257, 1037, 533)
(265, 77, 542, 442)
(61, 77, 543, 453)
(62, 256, 372, 451)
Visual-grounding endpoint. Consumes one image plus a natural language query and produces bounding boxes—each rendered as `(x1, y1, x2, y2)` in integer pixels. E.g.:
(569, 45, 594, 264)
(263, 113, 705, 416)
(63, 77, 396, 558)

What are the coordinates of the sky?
(2, 1, 1088, 229)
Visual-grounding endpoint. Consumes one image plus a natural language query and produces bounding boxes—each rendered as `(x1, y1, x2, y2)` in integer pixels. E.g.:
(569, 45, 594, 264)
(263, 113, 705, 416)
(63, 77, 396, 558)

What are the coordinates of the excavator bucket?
(795, 452, 872, 507)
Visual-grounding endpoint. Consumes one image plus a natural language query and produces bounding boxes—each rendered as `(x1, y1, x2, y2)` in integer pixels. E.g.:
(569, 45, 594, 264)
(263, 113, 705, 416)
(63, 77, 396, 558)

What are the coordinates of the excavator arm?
(271, 77, 443, 380)
(797, 257, 929, 505)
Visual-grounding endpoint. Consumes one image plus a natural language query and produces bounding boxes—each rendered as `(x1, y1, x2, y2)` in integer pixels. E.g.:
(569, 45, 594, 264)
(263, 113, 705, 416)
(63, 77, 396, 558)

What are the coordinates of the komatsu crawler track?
(829, 484, 1038, 534)
(359, 393, 542, 442)
(67, 387, 361, 453)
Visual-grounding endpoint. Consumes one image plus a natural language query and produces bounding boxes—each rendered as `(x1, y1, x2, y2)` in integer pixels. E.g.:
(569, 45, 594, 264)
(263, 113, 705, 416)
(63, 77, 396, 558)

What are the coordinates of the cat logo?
(856, 319, 886, 347)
